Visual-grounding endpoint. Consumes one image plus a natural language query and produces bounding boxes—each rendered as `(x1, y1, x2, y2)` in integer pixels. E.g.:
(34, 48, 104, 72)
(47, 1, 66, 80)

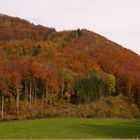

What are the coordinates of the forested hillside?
(0, 14, 140, 120)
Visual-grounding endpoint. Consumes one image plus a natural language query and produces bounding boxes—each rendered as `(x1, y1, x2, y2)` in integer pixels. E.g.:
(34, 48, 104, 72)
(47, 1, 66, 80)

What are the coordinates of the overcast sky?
(0, 0, 140, 55)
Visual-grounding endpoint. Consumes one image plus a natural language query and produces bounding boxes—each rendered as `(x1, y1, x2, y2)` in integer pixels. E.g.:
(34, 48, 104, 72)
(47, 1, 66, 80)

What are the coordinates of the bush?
(1, 95, 140, 120)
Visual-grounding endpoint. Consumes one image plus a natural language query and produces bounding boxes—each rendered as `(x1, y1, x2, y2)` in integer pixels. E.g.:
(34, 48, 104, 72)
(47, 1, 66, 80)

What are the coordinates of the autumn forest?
(0, 14, 140, 120)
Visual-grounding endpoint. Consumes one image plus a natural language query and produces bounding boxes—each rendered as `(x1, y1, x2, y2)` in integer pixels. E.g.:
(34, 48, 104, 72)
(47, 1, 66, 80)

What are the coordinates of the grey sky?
(0, 0, 140, 55)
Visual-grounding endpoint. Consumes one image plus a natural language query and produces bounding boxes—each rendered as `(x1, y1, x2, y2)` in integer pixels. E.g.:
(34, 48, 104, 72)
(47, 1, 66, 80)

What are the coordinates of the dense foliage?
(0, 14, 140, 119)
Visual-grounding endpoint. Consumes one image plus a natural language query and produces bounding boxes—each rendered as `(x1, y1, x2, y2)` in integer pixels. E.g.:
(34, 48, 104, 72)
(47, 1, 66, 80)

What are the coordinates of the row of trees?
(0, 53, 118, 118)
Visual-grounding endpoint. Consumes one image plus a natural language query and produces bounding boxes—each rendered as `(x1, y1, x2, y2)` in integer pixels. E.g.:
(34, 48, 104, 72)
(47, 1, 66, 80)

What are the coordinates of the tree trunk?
(51, 86, 54, 104)
(34, 85, 37, 105)
(42, 88, 45, 105)
(61, 83, 64, 100)
(45, 82, 48, 104)
(25, 81, 29, 106)
(29, 81, 32, 109)
(10, 94, 13, 110)
(1, 95, 4, 118)
(16, 88, 20, 115)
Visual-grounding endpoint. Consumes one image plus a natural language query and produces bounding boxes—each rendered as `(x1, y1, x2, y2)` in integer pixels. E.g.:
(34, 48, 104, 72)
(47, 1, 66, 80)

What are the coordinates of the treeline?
(0, 53, 117, 118)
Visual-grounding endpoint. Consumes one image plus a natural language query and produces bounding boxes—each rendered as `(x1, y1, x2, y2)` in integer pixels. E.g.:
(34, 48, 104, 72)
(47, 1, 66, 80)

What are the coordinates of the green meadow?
(0, 118, 140, 139)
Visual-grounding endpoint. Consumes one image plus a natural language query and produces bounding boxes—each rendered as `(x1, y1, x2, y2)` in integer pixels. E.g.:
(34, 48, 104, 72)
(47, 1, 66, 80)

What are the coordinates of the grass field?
(0, 118, 140, 139)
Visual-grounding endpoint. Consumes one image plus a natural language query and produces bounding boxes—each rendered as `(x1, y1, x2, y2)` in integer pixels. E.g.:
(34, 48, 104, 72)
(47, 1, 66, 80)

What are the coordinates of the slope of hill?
(0, 14, 55, 41)
(0, 14, 140, 119)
